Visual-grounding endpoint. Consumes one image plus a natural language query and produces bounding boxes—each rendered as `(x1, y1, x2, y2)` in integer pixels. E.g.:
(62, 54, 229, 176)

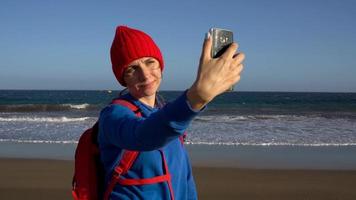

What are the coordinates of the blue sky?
(1, 0, 356, 92)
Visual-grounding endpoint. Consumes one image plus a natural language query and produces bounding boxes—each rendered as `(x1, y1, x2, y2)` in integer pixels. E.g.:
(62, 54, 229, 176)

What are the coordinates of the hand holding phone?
(186, 27, 244, 110)
(210, 28, 235, 91)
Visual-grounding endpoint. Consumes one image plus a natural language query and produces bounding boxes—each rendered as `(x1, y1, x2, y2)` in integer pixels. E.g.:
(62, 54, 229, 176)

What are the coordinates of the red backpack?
(71, 99, 185, 200)
(72, 99, 141, 200)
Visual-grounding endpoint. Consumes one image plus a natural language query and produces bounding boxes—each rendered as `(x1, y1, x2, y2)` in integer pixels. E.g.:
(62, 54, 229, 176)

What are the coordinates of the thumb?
(200, 32, 212, 61)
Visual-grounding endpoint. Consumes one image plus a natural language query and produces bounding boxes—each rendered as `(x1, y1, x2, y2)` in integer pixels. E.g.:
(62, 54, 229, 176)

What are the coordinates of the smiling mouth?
(139, 80, 155, 88)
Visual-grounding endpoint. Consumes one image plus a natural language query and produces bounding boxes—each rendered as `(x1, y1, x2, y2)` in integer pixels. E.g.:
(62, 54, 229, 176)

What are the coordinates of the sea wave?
(1, 138, 356, 147)
(195, 114, 301, 122)
(0, 116, 90, 122)
(194, 113, 356, 123)
(64, 103, 91, 109)
(185, 141, 356, 146)
(0, 139, 78, 144)
(0, 103, 99, 112)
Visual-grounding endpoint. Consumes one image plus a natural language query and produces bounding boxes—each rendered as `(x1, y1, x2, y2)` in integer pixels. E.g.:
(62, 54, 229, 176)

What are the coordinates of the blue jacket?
(98, 91, 201, 200)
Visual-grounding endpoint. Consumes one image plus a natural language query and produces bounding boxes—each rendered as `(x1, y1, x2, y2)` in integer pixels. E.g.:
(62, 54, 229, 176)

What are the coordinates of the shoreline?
(1, 158, 356, 200)
(2, 141, 356, 199)
(1, 141, 356, 170)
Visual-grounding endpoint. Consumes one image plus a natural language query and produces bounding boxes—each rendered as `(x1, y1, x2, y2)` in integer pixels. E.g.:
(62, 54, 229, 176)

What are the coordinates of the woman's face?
(123, 57, 162, 100)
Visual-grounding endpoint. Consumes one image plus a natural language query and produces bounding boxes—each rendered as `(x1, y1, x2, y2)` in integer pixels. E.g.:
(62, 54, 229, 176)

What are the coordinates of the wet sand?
(1, 158, 356, 200)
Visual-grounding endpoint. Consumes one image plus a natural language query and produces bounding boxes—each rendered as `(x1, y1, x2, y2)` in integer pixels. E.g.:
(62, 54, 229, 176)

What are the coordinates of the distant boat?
(107, 90, 112, 94)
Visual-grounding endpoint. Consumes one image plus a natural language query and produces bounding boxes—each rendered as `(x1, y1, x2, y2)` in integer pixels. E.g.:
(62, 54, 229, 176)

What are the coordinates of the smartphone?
(210, 28, 235, 91)
(210, 28, 234, 58)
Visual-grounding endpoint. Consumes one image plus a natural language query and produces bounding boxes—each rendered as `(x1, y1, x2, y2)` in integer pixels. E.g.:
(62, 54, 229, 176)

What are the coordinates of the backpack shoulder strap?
(111, 98, 142, 117)
(103, 150, 139, 200)
(102, 98, 141, 200)
(179, 132, 186, 146)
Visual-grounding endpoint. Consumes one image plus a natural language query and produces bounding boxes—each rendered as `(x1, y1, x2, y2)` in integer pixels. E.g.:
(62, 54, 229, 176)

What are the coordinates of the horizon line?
(0, 89, 355, 94)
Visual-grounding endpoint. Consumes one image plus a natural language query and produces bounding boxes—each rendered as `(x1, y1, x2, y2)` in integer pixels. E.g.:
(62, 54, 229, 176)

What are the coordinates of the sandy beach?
(1, 158, 356, 200)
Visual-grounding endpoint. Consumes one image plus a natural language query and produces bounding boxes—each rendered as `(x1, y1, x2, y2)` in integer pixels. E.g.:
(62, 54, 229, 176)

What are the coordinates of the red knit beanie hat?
(110, 26, 164, 86)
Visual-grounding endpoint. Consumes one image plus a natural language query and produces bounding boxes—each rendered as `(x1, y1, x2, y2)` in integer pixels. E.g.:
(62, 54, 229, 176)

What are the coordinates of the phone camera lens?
(220, 36, 226, 43)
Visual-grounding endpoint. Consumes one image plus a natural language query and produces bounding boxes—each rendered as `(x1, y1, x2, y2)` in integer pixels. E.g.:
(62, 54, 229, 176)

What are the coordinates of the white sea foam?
(195, 115, 249, 122)
(185, 141, 356, 146)
(1, 138, 356, 146)
(195, 114, 303, 123)
(0, 116, 90, 122)
(1, 112, 355, 147)
(0, 139, 78, 144)
(64, 103, 90, 109)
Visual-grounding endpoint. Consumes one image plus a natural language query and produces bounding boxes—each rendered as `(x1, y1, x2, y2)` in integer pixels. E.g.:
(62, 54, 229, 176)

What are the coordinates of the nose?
(137, 64, 151, 81)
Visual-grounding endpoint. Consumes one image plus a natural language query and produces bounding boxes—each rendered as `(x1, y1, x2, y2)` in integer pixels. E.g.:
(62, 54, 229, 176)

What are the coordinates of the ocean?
(1, 90, 356, 146)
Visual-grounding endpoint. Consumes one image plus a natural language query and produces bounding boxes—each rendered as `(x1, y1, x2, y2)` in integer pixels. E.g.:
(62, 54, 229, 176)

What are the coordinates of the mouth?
(138, 80, 155, 89)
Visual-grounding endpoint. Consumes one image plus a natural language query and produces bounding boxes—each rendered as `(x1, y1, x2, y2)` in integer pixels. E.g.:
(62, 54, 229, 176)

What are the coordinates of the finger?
(236, 63, 244, 74)
(200, 32, 212, 61)
(232, 52, 245, 65)
(229, 63, 243, 78)
(231, 71, 241, 84)
(221, 42, 238, 59)
(230, 64, 243, 84)
(226, 73, 241, 89)
(233, 75, 241, 85)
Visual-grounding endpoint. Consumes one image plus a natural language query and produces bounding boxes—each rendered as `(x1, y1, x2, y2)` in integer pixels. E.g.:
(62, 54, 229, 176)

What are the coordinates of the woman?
(98, 26, 244, 200)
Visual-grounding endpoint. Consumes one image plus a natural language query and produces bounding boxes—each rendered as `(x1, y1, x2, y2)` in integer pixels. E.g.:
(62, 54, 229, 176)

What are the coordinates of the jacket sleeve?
(98, 91, 202, 151)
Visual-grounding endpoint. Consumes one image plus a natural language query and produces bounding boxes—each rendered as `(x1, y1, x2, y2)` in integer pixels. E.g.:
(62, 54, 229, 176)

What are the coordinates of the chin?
(129, 79, 161, 98)
(140, 81, 160, 93)
(131, 86, 158, 98)
(140, 87, 158, 96)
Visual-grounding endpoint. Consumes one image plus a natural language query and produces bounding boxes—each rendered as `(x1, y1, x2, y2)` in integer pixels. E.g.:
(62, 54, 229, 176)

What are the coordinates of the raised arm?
(187, 33, 245, 110)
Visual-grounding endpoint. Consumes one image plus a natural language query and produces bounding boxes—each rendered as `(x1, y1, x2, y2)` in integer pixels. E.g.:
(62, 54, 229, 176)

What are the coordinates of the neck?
(137, 94, 156, 108)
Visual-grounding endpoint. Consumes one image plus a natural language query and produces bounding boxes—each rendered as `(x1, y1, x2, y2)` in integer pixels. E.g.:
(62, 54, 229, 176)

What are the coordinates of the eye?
(125, 66, 136, 75)
(146, 59, 159, 69)
(146, 59, 156, 64)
